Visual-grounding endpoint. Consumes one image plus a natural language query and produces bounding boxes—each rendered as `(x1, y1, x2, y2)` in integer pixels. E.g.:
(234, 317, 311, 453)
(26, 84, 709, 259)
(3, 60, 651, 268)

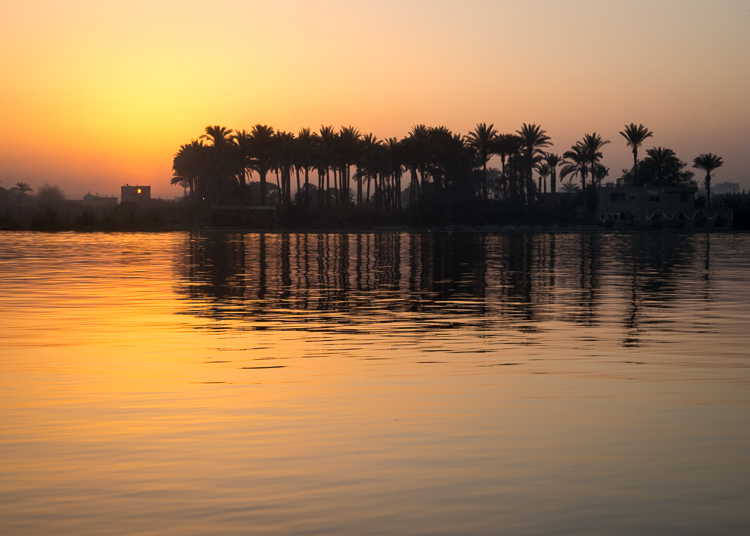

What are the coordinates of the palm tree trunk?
(305, 168, 310, 206)
(260, 169, 267, 206)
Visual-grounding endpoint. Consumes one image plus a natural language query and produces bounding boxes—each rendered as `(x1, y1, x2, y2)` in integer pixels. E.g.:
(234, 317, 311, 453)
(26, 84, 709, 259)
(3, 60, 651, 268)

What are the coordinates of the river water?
(1, 231, 749, 535)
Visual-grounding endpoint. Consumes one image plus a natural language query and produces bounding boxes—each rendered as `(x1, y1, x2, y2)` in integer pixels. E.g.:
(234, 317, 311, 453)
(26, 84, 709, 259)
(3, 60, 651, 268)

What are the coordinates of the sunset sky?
(1, 0, 748, 198)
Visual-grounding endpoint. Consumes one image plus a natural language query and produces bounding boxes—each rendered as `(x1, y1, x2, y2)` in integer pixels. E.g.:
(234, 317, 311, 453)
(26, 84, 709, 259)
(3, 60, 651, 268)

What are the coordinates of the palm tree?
(172, 139, 207, 201)
(466, 123, 499, 201)
(619, 123, 653, 171)
(542, 153, 562, 195)
(199, 125, 239, 203)
(338, 126, 362, 205)
(296, 127, 317, 205)
(560, 144, 589, 193)
(693, 153, 724, 208)
(535, 163, 551, 194)
(401, 124, 430, 205)
(644, 147, 679, 184)
(516, 124, 552, 205)
(248, 124, 276, 205)
(274, 131, 296, 206)
(318, 126, 339, 205)
(493, 134, 522, 201)
(580, 133, 610, 187)
(11, 182, 33, 196)
(201, 125, 234, 149)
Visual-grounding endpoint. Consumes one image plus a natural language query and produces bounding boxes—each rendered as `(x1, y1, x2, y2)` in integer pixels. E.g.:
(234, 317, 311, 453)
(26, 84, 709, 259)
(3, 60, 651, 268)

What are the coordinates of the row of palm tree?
(172, 122, 724, 210)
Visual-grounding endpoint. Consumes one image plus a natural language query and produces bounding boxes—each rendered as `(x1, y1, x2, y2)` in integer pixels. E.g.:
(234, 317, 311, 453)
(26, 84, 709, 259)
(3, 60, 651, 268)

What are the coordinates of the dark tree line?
(171, 122, 724, 220)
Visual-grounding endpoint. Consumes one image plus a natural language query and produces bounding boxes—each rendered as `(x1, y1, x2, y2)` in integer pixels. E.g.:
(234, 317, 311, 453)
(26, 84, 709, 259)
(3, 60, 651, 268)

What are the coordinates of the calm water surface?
(1, 231, 749, 535)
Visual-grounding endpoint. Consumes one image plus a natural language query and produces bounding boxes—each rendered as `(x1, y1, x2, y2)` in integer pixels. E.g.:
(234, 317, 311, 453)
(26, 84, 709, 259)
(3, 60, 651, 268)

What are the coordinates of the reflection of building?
(83, 193, 118, 207)
(598, 185, 732, 229)
(712, 181, 740, 195)
(121, 185, 151, 204)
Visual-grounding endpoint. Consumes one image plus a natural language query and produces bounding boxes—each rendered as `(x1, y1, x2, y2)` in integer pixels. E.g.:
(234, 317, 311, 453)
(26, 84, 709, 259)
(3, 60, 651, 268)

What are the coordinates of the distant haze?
(1, 0, 749, 198)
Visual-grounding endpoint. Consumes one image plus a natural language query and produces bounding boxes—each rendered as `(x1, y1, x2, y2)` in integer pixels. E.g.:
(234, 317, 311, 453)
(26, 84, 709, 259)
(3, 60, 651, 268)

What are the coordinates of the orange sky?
(1, 0, 749, 198)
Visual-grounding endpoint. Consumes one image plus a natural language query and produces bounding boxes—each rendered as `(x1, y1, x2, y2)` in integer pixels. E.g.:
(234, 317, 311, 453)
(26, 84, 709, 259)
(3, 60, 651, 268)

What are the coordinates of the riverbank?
(1, 199, 746, 232)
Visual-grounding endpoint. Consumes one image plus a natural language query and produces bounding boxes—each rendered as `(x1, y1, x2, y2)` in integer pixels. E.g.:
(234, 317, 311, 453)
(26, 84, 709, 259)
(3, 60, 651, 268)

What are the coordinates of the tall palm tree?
(248, 124, 276, 205)
(542, 153, 562, 195)
(11, 182, 33, 196)
(233, 129, 253, 189)
(516, 124, 552, 205)
(644, 147, 678, 184)
(338, 126, 362, 205)
(580, 133, 610, 187)
(493, 134, 522, 201)
(466, 123, 499, 201)
(401, 124, 430, 205)
(172, 139, 208, 201)
(384, 137, 403, 210)
(535, 163, 551, 194)
(274, 131, 296, 206)
(201, 125, 234, 149)
(692, 153, 724, 208)
(560, 144, 589, 193)
(619, 123, 653, 171)
(296, 127, 317, 205)
(318, 126, 339, 205)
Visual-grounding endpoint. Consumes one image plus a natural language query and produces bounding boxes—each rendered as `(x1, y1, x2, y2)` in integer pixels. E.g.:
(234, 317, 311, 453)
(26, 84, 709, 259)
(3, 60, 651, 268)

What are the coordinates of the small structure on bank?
(598, 183, 732, 229)
(121, 185, 151, 204)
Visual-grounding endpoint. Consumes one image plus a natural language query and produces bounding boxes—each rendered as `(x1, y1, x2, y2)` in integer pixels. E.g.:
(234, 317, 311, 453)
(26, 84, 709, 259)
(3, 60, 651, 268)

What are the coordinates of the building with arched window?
(597, 185, 732, 229)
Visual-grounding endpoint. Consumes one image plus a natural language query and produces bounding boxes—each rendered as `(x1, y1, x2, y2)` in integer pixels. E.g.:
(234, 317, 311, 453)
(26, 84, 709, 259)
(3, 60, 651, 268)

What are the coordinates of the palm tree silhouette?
(172, 140, 207, 201)
(466, 123, 499, 201)
(692, 153, 724, 208)
(644, 147, 678, 184)
(318, 126, 339, 205)
(561, 144, 589, 194)
(297, 128, 317, 206)
(338, 126, 363, 205)
(619, 123, 653, 172)
(11, 182, 33, 196)
(248, 125, 276, 206)
(516, 124, 552, 205)
(535, 162, 551, 194)
(580, 133, 610, 187)
(542, 153, 562, 195)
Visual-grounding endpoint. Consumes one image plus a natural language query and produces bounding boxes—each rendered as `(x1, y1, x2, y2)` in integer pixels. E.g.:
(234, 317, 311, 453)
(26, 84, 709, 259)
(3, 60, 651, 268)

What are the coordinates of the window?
(609, 193, 626, 201)
(649, 196, 660, 202)
(680, 193, 688, 202)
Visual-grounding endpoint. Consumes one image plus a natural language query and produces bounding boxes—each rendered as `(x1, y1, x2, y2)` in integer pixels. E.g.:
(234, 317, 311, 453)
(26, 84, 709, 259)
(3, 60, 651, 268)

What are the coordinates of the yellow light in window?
(137, 188, 141, 194)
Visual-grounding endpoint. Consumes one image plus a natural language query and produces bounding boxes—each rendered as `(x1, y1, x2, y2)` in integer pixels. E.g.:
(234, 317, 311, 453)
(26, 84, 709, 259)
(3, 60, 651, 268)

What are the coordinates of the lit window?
(137, 188, 142, 194)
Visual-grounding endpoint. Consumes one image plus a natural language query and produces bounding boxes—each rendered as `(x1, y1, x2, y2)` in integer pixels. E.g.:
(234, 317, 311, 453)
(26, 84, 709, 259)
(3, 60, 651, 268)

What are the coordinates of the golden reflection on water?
(1, 231, 749, 535)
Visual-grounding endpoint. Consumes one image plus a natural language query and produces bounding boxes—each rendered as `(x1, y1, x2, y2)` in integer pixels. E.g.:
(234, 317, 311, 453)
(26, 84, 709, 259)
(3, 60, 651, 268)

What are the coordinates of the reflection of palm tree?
(466, 123, 498, 201)
(619, 123, 653, 171)
(692, 153, 723, 208)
